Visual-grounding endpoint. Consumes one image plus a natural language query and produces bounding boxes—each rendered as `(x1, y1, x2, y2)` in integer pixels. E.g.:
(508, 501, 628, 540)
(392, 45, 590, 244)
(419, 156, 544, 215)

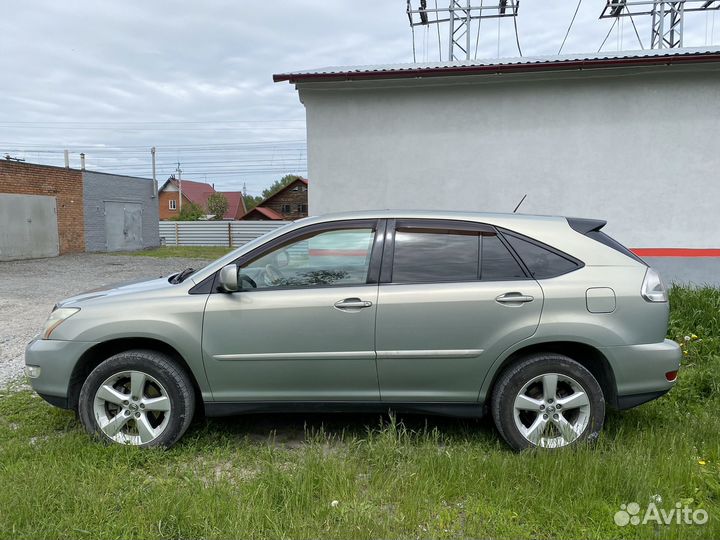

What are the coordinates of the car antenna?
(513, 194, 527, 213)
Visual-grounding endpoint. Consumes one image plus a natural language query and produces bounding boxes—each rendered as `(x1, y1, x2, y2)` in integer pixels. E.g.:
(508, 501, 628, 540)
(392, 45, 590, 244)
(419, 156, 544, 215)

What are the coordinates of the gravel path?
(0, 254, 209, 387)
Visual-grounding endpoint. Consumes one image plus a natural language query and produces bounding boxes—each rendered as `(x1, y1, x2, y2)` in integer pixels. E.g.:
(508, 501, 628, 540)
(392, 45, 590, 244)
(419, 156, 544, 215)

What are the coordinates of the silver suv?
(25, 211, 681, 450)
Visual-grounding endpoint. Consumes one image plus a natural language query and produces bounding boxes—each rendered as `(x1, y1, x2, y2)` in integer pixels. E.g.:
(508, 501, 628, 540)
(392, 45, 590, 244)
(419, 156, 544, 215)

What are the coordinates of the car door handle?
(334, 298, 373, 311)
(495, 293, 535, 305)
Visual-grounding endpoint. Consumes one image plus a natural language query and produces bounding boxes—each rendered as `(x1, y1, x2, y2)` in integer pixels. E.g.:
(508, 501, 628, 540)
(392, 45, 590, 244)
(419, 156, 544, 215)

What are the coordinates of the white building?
(274, 48, 720, 285)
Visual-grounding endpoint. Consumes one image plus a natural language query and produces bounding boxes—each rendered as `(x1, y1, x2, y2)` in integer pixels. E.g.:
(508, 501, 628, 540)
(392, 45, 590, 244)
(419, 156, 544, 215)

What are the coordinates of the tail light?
(665, 370, 678, 382)
(641, 267, 668, 303)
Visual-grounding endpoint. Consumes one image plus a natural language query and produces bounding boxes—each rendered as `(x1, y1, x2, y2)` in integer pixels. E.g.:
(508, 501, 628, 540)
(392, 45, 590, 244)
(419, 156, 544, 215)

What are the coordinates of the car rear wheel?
(78, 350, 195, 448)
(491, 353, 605, 451)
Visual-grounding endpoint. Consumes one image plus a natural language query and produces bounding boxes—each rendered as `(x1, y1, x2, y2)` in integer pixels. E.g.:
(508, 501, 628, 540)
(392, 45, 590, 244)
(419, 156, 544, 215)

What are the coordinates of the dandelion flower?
(691, 334, 698, 340)
(698, 460, 707, 466)
(684, 336, 691, 342)
(331, 500, 339, 508)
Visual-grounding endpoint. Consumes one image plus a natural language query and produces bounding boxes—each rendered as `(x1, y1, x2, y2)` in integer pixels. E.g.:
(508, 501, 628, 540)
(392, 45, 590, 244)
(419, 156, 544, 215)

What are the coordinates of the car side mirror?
(218, 264, 239, 293)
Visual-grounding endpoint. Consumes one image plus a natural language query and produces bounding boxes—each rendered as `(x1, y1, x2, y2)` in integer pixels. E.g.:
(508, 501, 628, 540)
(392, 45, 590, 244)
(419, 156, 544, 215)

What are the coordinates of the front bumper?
(601, 339, 681, 409)
(25, 338, 98, 409)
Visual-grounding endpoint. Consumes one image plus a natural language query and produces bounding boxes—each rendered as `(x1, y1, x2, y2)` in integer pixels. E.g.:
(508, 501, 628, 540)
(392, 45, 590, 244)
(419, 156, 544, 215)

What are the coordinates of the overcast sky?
(1, 1, 717, 195)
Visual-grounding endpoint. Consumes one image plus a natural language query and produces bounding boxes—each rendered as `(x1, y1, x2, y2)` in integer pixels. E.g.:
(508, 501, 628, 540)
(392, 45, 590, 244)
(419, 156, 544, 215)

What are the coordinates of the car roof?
(295, 209, 568, 226)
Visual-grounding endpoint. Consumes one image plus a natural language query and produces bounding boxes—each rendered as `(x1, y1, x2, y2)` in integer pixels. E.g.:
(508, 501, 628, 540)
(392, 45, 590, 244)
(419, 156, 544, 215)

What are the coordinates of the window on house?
(169, 199, 177, 210)
(281, 204, 292, 213)
(297, 204, 308, 213)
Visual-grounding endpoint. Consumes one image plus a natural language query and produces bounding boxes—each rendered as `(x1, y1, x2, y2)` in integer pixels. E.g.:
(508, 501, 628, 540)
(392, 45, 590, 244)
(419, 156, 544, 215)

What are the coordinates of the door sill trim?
(204, 401, 485, 418)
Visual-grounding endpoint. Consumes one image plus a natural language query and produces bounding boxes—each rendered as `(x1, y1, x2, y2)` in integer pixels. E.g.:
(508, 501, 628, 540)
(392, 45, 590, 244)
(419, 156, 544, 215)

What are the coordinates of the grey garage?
(0, 160, 159, 260)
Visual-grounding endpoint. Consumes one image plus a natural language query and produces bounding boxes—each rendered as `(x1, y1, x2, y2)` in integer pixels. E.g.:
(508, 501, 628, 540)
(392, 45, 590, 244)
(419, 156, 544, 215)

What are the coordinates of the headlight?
(41, 307, 80, 339)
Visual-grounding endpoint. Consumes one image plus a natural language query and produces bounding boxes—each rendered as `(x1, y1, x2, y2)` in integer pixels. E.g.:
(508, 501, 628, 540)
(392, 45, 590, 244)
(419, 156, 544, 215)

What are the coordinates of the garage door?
(0, 194, 59, 261)
(105, 201, 143, 251)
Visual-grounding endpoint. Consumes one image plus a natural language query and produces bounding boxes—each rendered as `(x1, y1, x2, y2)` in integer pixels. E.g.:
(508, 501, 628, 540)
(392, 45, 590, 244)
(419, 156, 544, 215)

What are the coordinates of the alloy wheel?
(93, 370, 171, 445)
(512, 372, 591, 448)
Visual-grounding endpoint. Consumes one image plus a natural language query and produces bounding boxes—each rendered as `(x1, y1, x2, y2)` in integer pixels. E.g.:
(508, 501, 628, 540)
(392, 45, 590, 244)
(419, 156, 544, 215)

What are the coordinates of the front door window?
(239, 228, 375, 289)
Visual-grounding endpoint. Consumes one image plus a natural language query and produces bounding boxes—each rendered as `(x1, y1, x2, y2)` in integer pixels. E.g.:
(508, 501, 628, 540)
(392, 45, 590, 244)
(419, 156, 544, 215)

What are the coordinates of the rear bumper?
(601, 339, 681, 409)
(616, 389, 671, 410)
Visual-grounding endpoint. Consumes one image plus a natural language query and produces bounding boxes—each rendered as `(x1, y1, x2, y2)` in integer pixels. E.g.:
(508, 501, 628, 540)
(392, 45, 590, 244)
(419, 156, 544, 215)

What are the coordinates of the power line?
(513, 11, 523, 56)
(0, 125, 305, 132)
(628, 12, 645, 49)
(434, 0, 442, 61)
(558, 0, 584, 54)
(0, 140, 306, 150)
(598, 18, 619, 52)
(474, 0, 484, 59)
(0, 119, 305, 125)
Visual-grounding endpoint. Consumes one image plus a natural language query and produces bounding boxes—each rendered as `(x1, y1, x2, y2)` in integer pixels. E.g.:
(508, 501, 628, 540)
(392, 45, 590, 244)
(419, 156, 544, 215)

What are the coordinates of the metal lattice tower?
(600, 1, 720, 49)
(406, 1, 520, 61)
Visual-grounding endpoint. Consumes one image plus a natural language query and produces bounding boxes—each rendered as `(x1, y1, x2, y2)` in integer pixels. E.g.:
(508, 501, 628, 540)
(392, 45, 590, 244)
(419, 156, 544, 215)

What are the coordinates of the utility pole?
(176, 162, 183, 212)
(600, 0, 720, 49)
(151, 147, 157, 198)
(406, 0, 520, 61)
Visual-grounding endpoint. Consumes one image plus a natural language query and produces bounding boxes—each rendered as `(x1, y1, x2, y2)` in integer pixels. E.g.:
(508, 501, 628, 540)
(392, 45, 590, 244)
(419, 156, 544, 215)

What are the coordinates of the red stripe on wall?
(309, 249, 368, 256)
(631, 248, 720, 258)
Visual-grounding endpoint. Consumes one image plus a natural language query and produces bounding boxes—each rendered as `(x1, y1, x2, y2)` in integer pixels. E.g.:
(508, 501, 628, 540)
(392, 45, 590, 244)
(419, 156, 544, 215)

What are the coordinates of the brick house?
(242, 177, 308, 221)
(158, 178, 246, 220)
(0, 160, 159, 260)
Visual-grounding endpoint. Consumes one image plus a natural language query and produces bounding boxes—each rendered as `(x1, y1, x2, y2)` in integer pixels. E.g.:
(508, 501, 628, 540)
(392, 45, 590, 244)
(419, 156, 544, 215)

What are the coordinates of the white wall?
(299, 64, 720, 251)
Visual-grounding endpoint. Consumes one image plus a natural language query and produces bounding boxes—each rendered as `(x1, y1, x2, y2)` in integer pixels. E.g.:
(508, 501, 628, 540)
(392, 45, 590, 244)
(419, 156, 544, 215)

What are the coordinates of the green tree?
(244, 195, 263, 211)
(244, 174, 303, 212)
(261, 174, 303, 199)
(169, 201, 205, 221)
(207, 192, 229, 220)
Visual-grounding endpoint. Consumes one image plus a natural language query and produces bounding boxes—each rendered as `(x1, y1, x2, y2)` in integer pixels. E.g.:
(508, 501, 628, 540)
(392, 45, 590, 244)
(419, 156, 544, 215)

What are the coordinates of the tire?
(78, 349, 195, 448)
(491, 353, 605, 451)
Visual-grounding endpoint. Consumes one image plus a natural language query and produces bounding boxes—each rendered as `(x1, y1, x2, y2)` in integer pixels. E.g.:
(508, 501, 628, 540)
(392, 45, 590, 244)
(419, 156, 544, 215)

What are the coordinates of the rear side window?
(586, 230, 647, 265)
(392, 228, 479, 283)
(504, 234, 580, 279)
(481, 234, 526, 280)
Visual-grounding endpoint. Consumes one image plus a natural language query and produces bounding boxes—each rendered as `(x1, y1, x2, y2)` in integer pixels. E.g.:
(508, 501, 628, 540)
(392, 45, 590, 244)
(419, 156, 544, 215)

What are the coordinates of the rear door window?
(392, 228, 479, 283)
(481, 234, 526, 280)
(389, 225, 531, 284)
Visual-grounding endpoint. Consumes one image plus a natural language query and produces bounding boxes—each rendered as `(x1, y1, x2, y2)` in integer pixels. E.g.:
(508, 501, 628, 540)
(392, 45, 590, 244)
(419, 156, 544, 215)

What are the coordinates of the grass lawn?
(1, 287, 719, 539)
(115, 246, 234, 260)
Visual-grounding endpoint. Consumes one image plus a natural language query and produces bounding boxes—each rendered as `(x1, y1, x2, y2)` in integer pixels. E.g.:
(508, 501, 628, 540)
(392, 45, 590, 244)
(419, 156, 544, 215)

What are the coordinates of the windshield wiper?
(170, 267, 195, 284)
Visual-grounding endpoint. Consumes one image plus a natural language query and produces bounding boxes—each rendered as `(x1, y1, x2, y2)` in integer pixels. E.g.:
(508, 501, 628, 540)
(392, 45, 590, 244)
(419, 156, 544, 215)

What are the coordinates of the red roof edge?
(246, 206, 284, 220)
(273, 52, 720, 84)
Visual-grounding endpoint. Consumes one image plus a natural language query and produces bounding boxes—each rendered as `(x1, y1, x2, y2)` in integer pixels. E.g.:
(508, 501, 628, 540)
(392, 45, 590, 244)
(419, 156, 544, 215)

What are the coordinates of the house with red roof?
(158, 178, 246, 220)
(241, 177, 308, 221)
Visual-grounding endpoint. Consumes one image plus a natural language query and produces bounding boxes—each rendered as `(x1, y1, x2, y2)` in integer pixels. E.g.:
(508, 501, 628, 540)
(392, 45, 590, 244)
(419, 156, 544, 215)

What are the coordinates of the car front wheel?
(78, 350, 195, 448)
(491, 353, 605, 451)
